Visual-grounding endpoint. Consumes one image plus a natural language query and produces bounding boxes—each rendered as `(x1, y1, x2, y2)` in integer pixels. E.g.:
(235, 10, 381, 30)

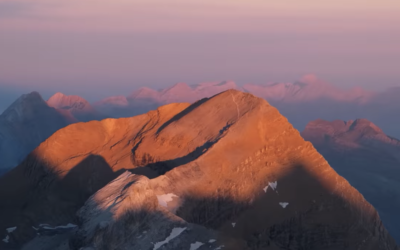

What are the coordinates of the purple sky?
(0, 0, 399, 111)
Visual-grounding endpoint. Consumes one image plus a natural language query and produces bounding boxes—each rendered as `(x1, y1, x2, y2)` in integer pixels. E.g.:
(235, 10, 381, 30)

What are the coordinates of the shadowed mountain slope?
(302, 119, 400, 244)
(0, 92, 107, 176)
(0, 90, 397, 249)
(0, 92, 73, 173)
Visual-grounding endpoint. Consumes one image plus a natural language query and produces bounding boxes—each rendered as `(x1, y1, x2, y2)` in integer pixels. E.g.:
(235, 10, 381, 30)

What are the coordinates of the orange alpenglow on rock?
(0, 90, 397, 249)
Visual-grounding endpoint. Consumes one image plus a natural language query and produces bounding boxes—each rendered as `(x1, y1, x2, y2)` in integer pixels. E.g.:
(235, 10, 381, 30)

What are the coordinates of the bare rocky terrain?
(0, 90, 397, 250)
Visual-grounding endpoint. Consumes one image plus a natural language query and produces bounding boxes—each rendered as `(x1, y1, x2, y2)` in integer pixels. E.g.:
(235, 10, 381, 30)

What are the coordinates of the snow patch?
(269, 181, 277, 191)
(190, 241, 204, 250)
(231, 223, 236, 228)
(2, 235, 9, 243)
(156, 193, 178, 208)
(263, 186, 268, 193)
(279, 202, 289, 208)
(6, 227, 16, 233)
(215, 245, 225, 250)
(209, 239, 216, 243)
(153, 227, 186, 250)
(43, 223, 77, 230)
(38, 223, 77, 230)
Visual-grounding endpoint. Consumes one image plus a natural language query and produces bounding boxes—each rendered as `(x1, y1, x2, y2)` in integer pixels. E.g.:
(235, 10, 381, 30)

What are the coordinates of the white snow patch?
(153, 227, 186, 250)
(263, 185, 268, 193)
(156, 193, 178, 208)
(269, 181, 277, 191)
(2, 235, 9, 243)
(231, 223, 236, 228)
(215, 245, 225, 250)
(279, 202, 289, 208)
(209, 239, 216, 243)
(6, 227, 17, 233)
(190, 241, 204, 250)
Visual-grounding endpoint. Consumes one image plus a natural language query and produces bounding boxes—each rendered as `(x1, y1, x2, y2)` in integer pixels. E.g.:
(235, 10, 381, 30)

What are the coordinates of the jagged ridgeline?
(0, 90, 398, 250)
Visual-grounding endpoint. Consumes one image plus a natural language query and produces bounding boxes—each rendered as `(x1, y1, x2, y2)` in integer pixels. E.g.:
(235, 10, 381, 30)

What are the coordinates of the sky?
(0, 0, 400, 111)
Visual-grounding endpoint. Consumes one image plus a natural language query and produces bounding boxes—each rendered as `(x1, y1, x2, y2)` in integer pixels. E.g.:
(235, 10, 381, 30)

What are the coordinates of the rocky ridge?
(0, 90, 397, 250)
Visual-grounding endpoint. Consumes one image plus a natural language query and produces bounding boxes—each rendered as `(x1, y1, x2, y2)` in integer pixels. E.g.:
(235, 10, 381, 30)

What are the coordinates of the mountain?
(0, 90, 397, 249)
(0, 92, 73, 174)
(94, 81, 239, 118)
(301, 119, 400, 243)
(93, 75, 400, 138)
(0, 92, 108, 176)
(47, 92, 104, 122)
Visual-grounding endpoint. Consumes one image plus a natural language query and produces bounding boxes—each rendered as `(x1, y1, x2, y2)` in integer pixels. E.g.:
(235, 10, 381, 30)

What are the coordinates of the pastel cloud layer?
(0, 0, 399, 98)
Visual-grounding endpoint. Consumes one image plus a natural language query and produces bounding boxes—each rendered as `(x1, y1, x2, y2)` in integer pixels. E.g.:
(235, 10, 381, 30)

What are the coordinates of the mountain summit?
(0, 90, 396, 249)
(47, 92, 102, 122)
(94, 81, 240, 118)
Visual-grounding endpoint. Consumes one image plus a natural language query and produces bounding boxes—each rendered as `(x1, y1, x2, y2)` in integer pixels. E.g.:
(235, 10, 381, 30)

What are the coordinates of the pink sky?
(0, 0, 399, 103)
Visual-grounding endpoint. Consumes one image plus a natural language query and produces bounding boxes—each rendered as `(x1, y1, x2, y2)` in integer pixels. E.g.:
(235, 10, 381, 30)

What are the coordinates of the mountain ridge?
(0, 90, 397, 249)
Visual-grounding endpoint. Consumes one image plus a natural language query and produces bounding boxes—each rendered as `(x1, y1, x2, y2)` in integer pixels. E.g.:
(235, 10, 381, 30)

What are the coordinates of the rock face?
(302, 119, 400, 244)
(47, 92, 103, 122)
(0, 90, 397, 249)
(0, 92, 72, 174)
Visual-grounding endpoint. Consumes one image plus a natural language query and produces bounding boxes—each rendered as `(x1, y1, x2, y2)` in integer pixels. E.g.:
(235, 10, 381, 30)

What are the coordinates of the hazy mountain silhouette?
(0, 90, 397, 249)
(0, 92, 72, 175)
(302, 118, 400, 244)
(0, 92, 108, 176)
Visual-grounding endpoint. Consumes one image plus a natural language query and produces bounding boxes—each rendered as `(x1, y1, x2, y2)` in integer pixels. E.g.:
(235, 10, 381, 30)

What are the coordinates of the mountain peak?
(47, 92, 94, 114)
(1, 91, 48, 122)
(302, 118, 392, 147)
(349, 118, 384, 134)
(299, 74, 321, 84)
(1, 90, 396, 249)
(162, 82, 192, 94)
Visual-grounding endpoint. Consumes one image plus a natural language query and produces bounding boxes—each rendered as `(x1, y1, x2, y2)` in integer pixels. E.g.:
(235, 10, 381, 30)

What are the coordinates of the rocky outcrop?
(302, 119, 400, 244)
(1, 90, 397, 249)
(68, 171, 220, 250)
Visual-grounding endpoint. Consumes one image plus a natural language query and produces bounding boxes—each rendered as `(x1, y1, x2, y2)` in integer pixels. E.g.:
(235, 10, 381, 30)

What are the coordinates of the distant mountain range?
(0, 90, 396, 249)
(0, 75, 399, 175)
(302, 118, 400, 244)
(91, 74, 400, 138)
